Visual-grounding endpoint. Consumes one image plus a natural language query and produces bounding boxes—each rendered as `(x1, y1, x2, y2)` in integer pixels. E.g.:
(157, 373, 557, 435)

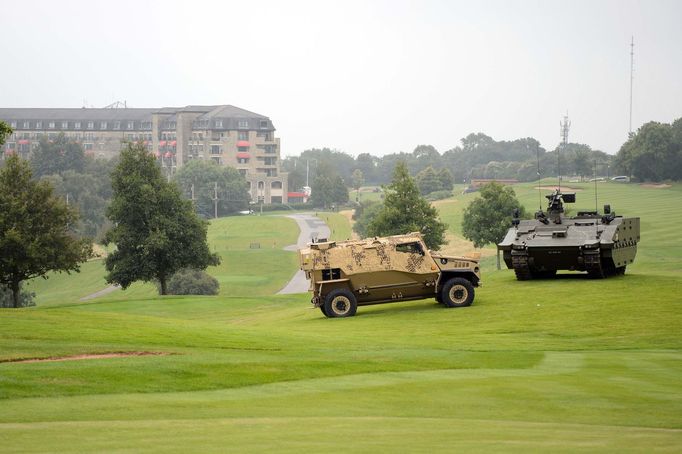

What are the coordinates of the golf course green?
(1, 183, 681, 452)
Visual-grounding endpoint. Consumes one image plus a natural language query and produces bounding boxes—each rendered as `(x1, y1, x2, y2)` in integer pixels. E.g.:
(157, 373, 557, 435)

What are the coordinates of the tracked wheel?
(512, 254, 533, 280)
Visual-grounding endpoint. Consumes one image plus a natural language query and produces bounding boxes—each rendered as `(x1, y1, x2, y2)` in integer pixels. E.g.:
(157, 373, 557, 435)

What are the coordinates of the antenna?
(629, 36, 635, 136)
(559, 113, 571, 191)
(536, 142, 542, 211)
(594, 160, 599, 213)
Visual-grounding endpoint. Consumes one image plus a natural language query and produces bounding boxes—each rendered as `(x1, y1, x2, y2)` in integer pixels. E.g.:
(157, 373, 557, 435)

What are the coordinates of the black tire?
(319, 305, 328, 316)
(435, 291, 443, 304)
(441, 278, 475, 308)
(323, 288, 358, 318)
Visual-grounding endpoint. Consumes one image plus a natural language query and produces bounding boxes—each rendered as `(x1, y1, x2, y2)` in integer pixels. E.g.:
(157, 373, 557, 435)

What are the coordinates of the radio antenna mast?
(559, 113, 570, 191)
(536, 142, 542, 211)
(629, 36, 635, 136)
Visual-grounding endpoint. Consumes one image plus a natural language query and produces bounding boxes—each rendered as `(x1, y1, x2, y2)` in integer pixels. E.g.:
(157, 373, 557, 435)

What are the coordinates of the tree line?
(282, 136, 617, 196)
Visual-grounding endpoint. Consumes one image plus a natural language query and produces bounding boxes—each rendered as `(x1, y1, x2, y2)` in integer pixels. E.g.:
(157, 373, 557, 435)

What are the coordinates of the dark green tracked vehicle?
(498, 189, 640, 279)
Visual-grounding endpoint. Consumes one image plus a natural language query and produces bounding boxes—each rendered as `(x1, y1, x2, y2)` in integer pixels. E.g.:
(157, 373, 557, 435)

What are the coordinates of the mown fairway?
(1, 185, 682, 452)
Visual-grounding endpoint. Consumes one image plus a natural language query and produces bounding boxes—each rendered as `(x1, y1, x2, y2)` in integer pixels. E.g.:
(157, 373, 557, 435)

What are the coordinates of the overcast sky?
(1, 0, 680, 157)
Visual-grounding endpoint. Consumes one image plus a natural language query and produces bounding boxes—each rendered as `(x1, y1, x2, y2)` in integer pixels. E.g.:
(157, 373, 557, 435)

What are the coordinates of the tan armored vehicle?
(299, 232, 481, 317)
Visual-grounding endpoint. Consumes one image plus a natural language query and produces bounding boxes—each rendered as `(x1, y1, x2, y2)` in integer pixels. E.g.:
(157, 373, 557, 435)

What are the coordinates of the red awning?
(236, 152, 250, 159)
(169, 140, 177, 146)
(164, 152, 173, 158)
(158, 140, 167, 146)
(17, 140, 29, 145)
(288, 192, 307, 198)
(237, 140, 250, 147)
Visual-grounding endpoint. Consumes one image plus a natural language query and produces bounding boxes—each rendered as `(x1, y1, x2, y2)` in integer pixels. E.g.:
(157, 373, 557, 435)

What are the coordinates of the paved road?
(79, 284, 120, 302)
(277, 214, 331, 295)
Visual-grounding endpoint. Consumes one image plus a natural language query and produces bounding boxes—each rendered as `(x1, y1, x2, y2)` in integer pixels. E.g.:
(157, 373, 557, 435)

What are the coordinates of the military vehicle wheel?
(441, 278, 474, 308)
(615, 266, 626, 275)
(319, 305, 328, 316)
(323, 289, 357, 318)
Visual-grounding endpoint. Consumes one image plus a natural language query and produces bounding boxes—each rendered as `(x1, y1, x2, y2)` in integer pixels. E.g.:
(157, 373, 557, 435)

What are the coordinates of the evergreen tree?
(367, 161, 447, 250)
(0, 155, 92, 307)
(104, 143, 220, 295)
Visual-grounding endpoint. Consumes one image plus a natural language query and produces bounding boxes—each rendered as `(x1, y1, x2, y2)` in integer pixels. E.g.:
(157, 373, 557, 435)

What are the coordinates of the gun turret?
(545, 190, 575, 224)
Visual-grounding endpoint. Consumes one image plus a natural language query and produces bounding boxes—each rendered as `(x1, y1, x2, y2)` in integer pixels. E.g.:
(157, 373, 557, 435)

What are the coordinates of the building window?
(238, 131, 248, 140)
(214, 120, 223, 128)
(75, 122, 81, 129)
(36, 121, 42, 129)
(48, 122, 55, 129)
(61, 121, 68, 129)
(237, 157, 249, 164)
(114, 121, 121, 130)
(10, 121, 17, 128)
(84, 143, 93, 151)
(238, 146, 249, 152)
(271, 181, 282, 189)
(100, 122, 107, 129)
(260, 120, 268, 129)
(211, 145, 221, 155)
(87, 121, 94, 129)
(127, 121, 134, 130)
(141, 121, 151, 130)
(23, 121, 29, 129)
(211, 157, 221, 165)
(238, 120, 249, 129)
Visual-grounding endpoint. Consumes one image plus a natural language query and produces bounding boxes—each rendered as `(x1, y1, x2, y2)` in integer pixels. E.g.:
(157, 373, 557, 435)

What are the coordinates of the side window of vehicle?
(395, 242, 424, 255)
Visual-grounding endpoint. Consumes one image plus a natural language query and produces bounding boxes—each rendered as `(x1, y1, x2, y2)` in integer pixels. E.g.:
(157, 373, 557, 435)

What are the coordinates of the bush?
(162, 269, 220, 295)
(1, 285, 36, 308)
(425, 190, 453, 201)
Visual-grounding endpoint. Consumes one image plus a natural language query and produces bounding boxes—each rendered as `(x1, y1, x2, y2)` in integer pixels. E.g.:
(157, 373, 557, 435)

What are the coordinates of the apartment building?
(0, 105, 287, 204)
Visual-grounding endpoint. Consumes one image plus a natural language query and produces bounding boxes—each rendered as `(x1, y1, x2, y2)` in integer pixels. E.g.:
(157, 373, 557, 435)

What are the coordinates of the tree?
(352, 200, 384, 238)
(437, 168, 454, 191)
(461, 182, 527, 248)
(416, 166, 443, 195)
(174, 160, 249, 217)
(367, 161, 447, 250)
(614, 119, 682, 181)
(351, 169, 364, 202)
(104, 143, 220, 295)
(0, 155, 93, 307)
(309, 162, 349, 208)
(30, 133, 86, 178)
(0, 121, 11, 146)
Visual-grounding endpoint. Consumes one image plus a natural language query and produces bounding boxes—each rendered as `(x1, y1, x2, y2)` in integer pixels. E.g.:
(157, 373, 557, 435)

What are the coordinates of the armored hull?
(498, 190, 640, 279)
(299, 232, 481, 317)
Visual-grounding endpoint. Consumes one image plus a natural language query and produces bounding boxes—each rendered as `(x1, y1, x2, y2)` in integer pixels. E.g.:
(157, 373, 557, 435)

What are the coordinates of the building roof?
(0, 105, 270, 122)
(200, 105, 268, 119)
(0, 108, 157, 121)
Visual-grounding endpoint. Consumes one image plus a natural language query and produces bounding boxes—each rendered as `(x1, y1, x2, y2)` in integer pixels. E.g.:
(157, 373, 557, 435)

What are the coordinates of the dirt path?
(277, 214, 331, 295)
(3, 352, 167, 364)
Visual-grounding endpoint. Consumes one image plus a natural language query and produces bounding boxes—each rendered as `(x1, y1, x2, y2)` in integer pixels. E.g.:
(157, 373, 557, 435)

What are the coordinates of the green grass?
(316, 211, 353, 241)
(1, 182, 682, 451)
(23, 214, 300, 304)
